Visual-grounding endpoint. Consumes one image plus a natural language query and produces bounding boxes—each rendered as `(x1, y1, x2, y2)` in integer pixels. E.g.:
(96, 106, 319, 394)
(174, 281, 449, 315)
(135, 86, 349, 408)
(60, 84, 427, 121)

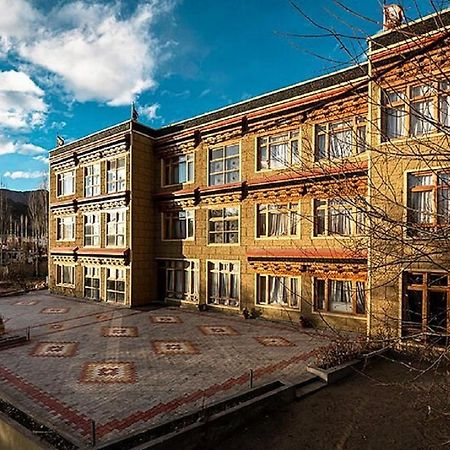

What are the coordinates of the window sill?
(161, 238, 195, 242)
(312, 310, 366, 320)
(256, 303, 300, 311)
(255, 235, 300, 241)
(56, 283, 75, 288)
(380, 131, 447, 145)
(207, 243, 241, 247)
(207, 303, 240, 310)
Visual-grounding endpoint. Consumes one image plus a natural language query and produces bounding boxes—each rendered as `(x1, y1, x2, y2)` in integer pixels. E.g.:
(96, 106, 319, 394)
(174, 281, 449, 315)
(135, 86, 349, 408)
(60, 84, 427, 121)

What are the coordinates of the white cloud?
(33, 155, 49, 164)
(1, 1, 175, 106)
(3, 170, 46, 179)
(138, 103, 160, 121)
(0, 136, 47, 156)
(0, 70, 47, 130)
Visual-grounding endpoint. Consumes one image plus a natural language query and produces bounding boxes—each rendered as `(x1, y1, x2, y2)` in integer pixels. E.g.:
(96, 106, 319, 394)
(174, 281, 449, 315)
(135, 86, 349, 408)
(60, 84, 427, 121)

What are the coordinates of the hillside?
(0, 189, 48, 221)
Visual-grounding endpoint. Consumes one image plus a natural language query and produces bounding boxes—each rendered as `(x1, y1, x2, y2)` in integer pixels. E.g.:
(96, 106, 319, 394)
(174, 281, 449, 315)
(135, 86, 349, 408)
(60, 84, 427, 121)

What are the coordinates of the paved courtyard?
(0, 291, 332, 447)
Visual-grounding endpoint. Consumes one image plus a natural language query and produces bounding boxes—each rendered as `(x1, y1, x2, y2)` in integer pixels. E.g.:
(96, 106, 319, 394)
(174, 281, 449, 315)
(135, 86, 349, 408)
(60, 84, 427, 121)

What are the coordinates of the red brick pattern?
(101, 326, 139, 337)
(198, 325, 239, 336)
(14, 300, 38, 306)
(150, 315, 182, 324)
(256, 336, 296, 347)
(30, 342, 79, 358)
(79, 362, 137, 384)
(152, 340, 199, 355)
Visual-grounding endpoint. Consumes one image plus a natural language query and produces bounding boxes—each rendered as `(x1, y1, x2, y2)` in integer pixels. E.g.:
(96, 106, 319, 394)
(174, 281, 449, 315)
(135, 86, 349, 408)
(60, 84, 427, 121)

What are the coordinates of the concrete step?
(295, 379, 326, 399)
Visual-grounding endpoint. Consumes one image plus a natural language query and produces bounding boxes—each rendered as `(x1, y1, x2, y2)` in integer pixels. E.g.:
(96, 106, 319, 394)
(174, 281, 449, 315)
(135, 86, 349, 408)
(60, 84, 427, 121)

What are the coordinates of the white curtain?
(329, 280, 352, 313)
(386, 106, 406, 138)
(269, 277, 288, 305)
(330, 129, 352, 158)
(411, 100, 434, 135)
(269, 208, 288, 236)
(411, 191, 433, 223)
(270, 143, 288, 168)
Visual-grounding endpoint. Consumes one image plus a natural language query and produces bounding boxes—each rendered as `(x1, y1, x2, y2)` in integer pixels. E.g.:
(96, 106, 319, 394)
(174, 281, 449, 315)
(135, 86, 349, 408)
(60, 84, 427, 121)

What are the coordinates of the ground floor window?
(56, 264, 75, 287)
(106, 268, 126, 303)
(256, 274, 300, 308)
(207, 261, 239, 307)
(403, 271, 449, 345)
(84, 266, 100, 300)
(157, 259, 199, 302)
(314, 278, 366, 315)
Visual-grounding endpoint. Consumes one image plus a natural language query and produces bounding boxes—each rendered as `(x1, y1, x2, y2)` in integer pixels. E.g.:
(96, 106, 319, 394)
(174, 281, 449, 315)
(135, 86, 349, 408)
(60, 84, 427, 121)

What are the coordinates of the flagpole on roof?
(131, 102, 139, 121)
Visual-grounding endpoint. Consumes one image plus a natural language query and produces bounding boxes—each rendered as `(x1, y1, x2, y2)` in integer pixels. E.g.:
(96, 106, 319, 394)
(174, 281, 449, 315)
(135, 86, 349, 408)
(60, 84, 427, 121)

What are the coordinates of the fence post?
(91, 420, 96, 447)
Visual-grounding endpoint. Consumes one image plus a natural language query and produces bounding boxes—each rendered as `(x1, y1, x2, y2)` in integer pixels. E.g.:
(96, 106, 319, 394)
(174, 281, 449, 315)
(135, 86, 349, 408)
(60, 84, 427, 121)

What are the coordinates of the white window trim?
(56, 215, 76, 242)
(105, 209, 127, 247)
(161, 209, 195, 242)
(207, 205, 240, 246)
(83, 212, 101, 247)
(105, 154, 127, 194)
(255, 274, 301, 310)
(254, 202, 301, 240)
(56, 169, 75, 198)
(83, 265, 101, 300)
(206, 259, 240, 309)
(56, 264, 76, 287)
(104, 266, 127, 304)
(207, 142, 241, 187)
(161, 153, 195, 187)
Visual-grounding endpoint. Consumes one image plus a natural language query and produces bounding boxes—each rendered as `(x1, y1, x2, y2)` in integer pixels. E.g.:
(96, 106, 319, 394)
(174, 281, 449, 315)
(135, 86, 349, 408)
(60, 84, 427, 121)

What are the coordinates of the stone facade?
(48, 9, 450, 340)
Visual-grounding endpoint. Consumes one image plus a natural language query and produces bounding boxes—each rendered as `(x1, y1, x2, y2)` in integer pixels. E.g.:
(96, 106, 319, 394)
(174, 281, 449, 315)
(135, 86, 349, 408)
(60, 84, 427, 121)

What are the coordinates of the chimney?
(383, 4, 405, 30)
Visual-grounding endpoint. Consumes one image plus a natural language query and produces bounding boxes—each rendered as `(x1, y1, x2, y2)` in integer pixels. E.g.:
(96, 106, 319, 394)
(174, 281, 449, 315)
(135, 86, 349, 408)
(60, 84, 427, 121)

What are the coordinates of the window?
(207, 261, 239, 307)
(106, 210, 126, 246)
(84, 266, 100, 300)
(57, 216, 75, 241)
(256, 203, 299, 238)
(257, 131, 300, 170)
(313, 198, 366, 236)
(314, 278, 366, 315)
(256, 274, 300, 308)
(84, 163, 100, 197)
(56, 265, 75, 286)
(162, 210, 194, 240)
(208, 144, 240, 186)
(106, 268, 125, 303)
(407, 170, 450, 234)
(315, 118, 366, 161)
(382, 83, 450, 141)
(403, 272, 449, 345)
(107, 157, 126, 193)
(57, 170, 75, 196)
(84, 213, 100, 246)
(163, 154, 194, 186)
(208, 207, 239, 244)
(157, 260, 199, 302)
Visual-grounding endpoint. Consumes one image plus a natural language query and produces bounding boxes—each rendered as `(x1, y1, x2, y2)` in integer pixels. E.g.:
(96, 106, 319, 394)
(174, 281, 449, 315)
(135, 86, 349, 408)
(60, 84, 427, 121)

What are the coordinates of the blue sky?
(0, 0, 445, 190)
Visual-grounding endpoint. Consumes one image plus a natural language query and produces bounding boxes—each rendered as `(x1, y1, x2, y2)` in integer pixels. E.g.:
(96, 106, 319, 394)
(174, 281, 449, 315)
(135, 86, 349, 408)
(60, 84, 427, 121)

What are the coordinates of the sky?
(0, 0, 446, 191)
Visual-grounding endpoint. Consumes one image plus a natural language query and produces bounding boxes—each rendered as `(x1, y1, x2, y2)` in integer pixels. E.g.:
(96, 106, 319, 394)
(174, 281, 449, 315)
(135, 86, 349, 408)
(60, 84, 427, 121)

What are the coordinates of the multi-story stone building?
(48, 7, 450, 342)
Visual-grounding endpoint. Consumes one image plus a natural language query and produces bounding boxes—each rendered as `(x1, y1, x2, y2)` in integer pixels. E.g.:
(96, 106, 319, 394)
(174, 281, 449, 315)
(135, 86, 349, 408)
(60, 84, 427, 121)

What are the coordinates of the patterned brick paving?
(0, 291, 332, 446)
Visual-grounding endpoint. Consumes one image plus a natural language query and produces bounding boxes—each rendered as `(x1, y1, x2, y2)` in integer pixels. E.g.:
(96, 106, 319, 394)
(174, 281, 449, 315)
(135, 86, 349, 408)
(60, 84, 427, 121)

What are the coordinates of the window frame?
(106, 156, 126, 194)
(256, 130, 300, 171)
(56, 170, 75, 197)
(207, 205, 240, 245)
(161, 153, 195, 187)
(207, 143, 240, 187)
(312, 197, 366, 237)
(84, 266, 101, 300)
(313, 277, 366, 316)
(56, 264, 75, 287)
(255, 274, 301, 309)
(314, 117, 367, 161)
(84, 163, 101, 198)
(255, 202, 300, 239)
(83, 213, 101, 247)
(105, 267, 126, 304)
(157, 259, 199, 303)
(106, 209, 126, 247)
(56, 215, 76, 241)
(206, 260, 240, 308)
(161, 209, 195, 241)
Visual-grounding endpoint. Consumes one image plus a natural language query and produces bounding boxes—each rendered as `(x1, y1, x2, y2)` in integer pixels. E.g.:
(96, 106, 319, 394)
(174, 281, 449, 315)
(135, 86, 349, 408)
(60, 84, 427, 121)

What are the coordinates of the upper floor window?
(314, 198, 366, 237)
(84, 213, 100, 246)
(407, 170, 450, 233)
(163, 154, 194, 186)
(57, 170, 75, 197)
(257, 131, 300, 170)
(106, 210, 126, 246)
(382, 82, 450, 140)
(256, 274, 300, 308)
(315, 118, 366, 161)
(256, 203, 299, 238)
(208, 144, 240, 186)
(162, 210, 194, 240)
(57, 216, 75, 241)
(107, 157, 126, 193)
(314, 278, 366, 315)
(208, 206, 239, 244)
(84, 163, 101, 197)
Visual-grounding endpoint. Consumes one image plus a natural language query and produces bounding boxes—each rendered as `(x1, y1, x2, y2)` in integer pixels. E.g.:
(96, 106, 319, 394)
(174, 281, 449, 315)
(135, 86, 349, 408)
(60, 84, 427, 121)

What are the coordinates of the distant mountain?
(0, 189, 48, 220)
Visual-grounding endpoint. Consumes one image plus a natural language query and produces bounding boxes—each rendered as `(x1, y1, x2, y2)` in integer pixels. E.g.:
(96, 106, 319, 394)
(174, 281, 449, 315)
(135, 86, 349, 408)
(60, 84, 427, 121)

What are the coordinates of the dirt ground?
(215, 356, 450, 450)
